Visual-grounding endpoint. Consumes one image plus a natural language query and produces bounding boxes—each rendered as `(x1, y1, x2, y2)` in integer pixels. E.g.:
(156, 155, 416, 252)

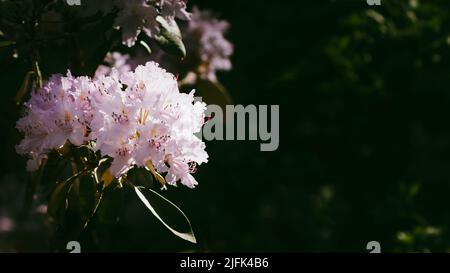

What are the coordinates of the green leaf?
(72, 145, 98, 165)
(77, 173, 97, 222)
(80, 170, 104, 230)
(0, 40, 15, 47)
(40, 152, 69, 189)
(134, 186, 197, 244)
(154, 16, 186, 58)
(48, 180, 72, 223)
(47, 169, 88, 224)
(94, 158, 113, 188)
(193, 79, 233, 110)
(93, 182, 123, 226)
(127, 167, 154, 188)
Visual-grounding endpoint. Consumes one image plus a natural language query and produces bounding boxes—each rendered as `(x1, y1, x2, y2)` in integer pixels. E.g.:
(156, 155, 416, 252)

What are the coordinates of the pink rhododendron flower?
(16, 62, 208, 188)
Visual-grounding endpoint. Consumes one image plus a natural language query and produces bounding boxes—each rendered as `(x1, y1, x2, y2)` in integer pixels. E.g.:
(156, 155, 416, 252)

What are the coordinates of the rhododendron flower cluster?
(183, 7, 234, 81)
(16, 62, 208, 188)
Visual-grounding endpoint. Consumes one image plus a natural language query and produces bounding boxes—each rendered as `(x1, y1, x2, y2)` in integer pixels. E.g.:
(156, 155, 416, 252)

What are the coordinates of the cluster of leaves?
(33, 144, 196, 250)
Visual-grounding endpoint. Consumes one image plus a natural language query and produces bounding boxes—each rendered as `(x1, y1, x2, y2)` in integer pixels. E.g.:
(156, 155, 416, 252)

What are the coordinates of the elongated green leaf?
(127, 167, 154, 188)
(47, 169, 88, 224)
(93, 182, 123, 226)
(78, 173, 97, 222)
(154, 16, 186, 58)
(134, 186, 197, 244)
(194, 79, 233, 110)
(48, 180, 72, 223)
(0, 40, 15, 47)
(80, 169, 104, 231)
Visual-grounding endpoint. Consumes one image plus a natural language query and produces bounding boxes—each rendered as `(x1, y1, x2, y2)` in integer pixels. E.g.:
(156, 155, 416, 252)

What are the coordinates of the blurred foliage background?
(2, 0, 450, 252)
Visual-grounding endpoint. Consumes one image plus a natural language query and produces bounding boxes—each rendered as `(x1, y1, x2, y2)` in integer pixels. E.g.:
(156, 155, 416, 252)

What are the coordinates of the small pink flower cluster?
(183, 7, 234, 81)
(97, 7, 234, 83)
